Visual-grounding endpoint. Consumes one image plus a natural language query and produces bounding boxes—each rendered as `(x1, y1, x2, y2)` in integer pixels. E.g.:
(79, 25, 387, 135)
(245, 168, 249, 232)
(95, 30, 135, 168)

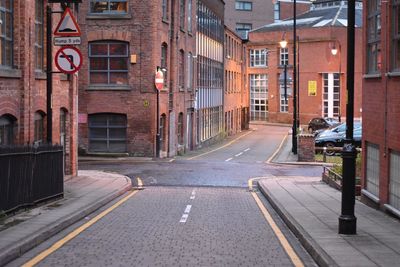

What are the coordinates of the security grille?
(389, 151, 400, 210)
(366, 143, 380, 197)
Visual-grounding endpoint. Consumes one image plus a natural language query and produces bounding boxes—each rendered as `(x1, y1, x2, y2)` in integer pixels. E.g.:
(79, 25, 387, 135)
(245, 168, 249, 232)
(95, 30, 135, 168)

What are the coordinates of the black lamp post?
(292, 0, 298, 155)
(338, 0, 357, 235)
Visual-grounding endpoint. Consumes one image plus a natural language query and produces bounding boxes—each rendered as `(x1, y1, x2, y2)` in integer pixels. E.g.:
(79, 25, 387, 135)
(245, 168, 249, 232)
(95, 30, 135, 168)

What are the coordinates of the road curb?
(257, 181, 338, 267)
(0, 178, 132, 266)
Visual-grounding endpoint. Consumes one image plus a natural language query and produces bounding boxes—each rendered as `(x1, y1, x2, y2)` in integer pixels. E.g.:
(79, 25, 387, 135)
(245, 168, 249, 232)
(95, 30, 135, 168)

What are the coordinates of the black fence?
(0, 145, 64, 214)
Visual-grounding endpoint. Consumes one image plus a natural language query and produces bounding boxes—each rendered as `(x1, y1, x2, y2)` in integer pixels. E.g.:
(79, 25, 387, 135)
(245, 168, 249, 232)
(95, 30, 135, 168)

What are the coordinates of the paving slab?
(258, 177, 400, 267)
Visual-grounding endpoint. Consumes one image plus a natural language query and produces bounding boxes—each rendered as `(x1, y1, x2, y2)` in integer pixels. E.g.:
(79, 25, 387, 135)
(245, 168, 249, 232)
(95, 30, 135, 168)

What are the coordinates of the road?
(9, 125, 321, 266)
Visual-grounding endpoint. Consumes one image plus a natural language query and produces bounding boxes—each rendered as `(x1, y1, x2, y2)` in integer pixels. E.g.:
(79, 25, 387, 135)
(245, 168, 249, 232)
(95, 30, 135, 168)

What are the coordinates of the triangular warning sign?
(54, 7, 81, 37)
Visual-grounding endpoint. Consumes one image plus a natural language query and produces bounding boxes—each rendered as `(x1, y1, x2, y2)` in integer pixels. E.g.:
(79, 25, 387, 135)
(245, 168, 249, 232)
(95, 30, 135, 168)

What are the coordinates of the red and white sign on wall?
(155, 70, 164, 91)
(55, 46, 83, 74)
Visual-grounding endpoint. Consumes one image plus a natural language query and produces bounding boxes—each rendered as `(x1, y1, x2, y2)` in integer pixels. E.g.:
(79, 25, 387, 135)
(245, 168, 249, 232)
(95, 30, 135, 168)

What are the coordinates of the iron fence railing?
(0, 145, 64, 214)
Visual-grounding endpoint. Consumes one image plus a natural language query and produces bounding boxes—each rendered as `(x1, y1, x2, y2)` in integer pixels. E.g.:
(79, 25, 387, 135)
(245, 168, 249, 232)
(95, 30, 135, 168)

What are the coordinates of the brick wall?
(298, 133, 315, 162)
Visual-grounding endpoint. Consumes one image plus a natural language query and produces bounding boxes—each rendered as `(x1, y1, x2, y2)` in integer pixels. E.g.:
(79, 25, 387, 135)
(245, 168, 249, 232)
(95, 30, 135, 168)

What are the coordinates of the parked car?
(308, 117, 339, 133)
(315, 127, 362, 155)
(315, 121, 362, 137)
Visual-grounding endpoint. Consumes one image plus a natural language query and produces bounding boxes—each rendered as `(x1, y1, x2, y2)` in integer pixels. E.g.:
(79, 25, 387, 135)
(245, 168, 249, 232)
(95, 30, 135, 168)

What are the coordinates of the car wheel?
(324, 142, 336, 156)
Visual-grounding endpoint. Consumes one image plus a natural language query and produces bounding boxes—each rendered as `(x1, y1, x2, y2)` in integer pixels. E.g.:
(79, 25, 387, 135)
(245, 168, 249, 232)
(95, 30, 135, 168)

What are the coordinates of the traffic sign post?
(55, 46, 82, 74)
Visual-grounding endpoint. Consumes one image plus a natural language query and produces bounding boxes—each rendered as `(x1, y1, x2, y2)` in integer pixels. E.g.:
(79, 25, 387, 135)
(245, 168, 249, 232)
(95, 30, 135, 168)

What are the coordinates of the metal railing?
(0, 145, 64, 214)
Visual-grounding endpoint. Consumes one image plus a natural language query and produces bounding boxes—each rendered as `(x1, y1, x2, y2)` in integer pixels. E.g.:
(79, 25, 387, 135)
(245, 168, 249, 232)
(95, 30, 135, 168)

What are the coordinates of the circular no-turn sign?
(55, 46, 83, 74)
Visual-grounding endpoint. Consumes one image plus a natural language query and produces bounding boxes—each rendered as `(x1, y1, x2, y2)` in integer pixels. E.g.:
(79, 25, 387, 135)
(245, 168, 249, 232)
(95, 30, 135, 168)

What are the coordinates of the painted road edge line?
(251, 191, 304, 267)
(187, 130, 253, 160)
(22, 190, 138, 267)
(266, 133, 288, 163)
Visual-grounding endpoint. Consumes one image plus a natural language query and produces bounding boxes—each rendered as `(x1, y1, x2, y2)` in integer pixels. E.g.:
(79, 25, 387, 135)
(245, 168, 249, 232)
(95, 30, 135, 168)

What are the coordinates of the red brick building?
(361, 0, 400, 217)
(0, 1, 78, 175)
(224, 26, 249, 135)
(224, 0, 311, 39)
(77, 0, 196, 157)
(246, 1, 363, 125)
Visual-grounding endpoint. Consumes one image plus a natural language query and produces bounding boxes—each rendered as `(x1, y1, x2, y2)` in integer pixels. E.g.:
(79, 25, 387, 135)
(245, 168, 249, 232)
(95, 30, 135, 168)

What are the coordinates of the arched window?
(0, 114, 16, 145)
(34, 111, 45, 144)
(88, 113, 127, 152)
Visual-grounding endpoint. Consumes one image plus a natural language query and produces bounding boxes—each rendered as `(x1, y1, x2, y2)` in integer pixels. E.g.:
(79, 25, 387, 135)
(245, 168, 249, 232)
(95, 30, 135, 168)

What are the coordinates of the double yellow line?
(22, 190, 138, 267)
(249, 179, 304, 267)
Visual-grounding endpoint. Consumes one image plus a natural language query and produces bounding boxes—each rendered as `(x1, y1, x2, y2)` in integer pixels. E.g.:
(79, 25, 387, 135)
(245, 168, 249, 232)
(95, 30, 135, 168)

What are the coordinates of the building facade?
(247, 1, 363, 125)
(77, 0, 196, 157)
(195, 0, 225, 146)
(224, 0, 311, 39)
(224, 26, 249, 136)
(361, 0, 400, 217)
(0, 1, 78, 175)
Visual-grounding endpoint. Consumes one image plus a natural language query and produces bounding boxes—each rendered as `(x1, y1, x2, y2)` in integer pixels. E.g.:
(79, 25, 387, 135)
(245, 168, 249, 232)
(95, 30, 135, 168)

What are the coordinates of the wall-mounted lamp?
(331, 44, 338, 56)
(279, 32, 287, 48)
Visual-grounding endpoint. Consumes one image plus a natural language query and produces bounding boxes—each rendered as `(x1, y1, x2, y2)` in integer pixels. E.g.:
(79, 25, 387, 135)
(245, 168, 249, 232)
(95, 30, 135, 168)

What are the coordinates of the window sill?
(361, 189, 380, 203)
(162, 19, 170, 24)
(86, 84, 132, 91)
(0, 68, 22, 78)
(180, 28, 186, 33)
(86, 13, 132, 20)
(384, 204, 400, 219)
(386, 72, 400, 77)
(35, 71, 47, 80)
(188, 31, 193, 37)
(363, 73, 382, 79)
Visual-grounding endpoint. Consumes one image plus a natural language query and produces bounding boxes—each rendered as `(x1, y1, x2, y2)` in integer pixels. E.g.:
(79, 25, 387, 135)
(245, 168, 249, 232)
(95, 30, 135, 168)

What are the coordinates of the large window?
(366, 143, 380, 198)
(235, 1, 252, 11)
(88, 113, 127, 153)
(187, 0, 192, 33)
(389, 151, 400, 210)
(279, 85, 289, 113)
(391, 0, 400, 71)
(34, 112, 45, 144)
(323, 73, 340, 118)
(159, 114, 166, 150)
(279, 47, 289, 66)
(236, 23, 252, 37)
(0, 115, 16, 145)
(162, 0, 168, 20)
(180, 0, 185, 29)
(250, 49, 267, 67)
(90, 0, 128, 14)
(35, 0, 44, 71)
(250, 74, 268, 121)
(366, 0, 382, 74)
(187, 52, 193, 90)
(161, 43, 168, 88)
(0, 0, 13, 67)
(179, 49, 185, 89)
(89, 41, 129, 85)
(274, 2, 280, 22)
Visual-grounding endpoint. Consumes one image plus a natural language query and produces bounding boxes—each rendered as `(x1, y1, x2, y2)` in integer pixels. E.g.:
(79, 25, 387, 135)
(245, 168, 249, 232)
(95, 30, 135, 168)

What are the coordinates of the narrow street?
(8, 125, 321, 266)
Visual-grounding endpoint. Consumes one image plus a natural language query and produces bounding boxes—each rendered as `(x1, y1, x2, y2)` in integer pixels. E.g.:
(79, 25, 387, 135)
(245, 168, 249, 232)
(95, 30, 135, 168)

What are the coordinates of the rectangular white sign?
(54, 37, 81, 46)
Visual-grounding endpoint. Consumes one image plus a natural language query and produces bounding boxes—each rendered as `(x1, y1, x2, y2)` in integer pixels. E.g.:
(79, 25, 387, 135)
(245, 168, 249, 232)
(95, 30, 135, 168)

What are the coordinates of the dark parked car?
(315, 127, 362, 155)
(315, 121, 362, 137)
(308, 117, 339, 133)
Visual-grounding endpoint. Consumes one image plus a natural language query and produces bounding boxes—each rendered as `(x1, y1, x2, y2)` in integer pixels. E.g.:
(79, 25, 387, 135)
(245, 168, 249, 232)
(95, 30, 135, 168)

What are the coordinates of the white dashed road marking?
(244, 148, 250, 152)
(225, 158, 233, 162)
(235, 152, 243, 157)
(190, 190, 196, 200)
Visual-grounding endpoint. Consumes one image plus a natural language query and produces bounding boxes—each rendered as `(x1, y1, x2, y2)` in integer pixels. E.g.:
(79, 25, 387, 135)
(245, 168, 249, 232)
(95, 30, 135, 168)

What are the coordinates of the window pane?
(110, 72, 128, 84)
(109, 43, 127, 55)
(110, 2, 127, 12)
(110, 58, 127, 70)
(109, 128, 126, 139)
(90, 58, 108, 70)
(90, 44, 108, 55)
(91, 1, 109, 13)
(90, 128, 107, 138)
(90, 72, 108, 84)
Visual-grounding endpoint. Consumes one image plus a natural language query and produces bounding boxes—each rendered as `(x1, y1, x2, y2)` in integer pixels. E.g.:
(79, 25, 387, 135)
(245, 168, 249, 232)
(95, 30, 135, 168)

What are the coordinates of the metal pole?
(292, 0, 297, 154)
(339, 0, 357, 235)
(46, 5, 53, 144)
(297, 35, 300, 130)
(156, 90, 160, 158)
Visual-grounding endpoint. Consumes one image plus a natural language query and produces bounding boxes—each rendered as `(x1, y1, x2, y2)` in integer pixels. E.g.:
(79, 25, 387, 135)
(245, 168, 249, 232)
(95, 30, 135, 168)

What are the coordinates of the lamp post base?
(338, 214, 357, 235)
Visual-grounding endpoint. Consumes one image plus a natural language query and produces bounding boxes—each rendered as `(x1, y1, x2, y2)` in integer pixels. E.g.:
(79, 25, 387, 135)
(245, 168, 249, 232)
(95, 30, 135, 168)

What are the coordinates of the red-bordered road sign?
(55, 46, 82, 74)
(155, 70, 164, 91)
(54, 7, 81, 37)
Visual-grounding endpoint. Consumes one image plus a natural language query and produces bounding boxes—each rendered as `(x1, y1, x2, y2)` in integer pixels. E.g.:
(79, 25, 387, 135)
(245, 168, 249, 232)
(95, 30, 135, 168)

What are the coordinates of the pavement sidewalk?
(261, 133, 400, 266)
(0, 170, 132, 266)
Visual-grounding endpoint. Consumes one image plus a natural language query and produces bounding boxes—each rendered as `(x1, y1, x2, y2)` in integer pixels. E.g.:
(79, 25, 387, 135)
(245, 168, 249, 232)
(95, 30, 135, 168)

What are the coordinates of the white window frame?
(250, 49, 268, 67)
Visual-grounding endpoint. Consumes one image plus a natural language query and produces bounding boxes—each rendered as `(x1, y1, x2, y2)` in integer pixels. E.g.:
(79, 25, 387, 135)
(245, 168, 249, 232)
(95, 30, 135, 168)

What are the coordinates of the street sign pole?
(46, 5, 53, 143)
